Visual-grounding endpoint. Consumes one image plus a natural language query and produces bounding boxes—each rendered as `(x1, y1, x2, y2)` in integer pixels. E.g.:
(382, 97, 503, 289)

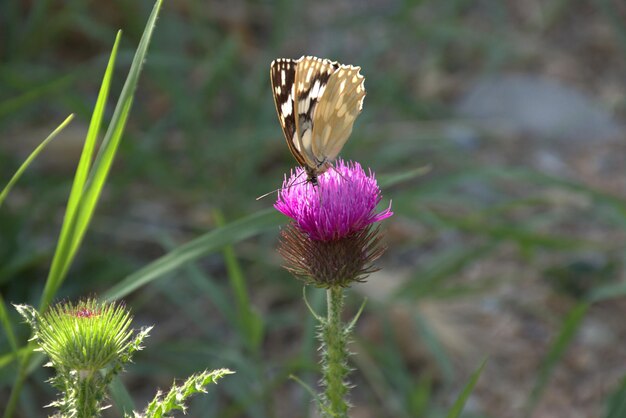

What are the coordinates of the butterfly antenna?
(256, 188, 281, 201)
(255, 169, 307, 201)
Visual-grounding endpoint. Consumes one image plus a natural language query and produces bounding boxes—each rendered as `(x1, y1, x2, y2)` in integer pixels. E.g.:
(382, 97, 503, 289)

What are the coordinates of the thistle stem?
(321, 287, 350, 418)
(76, 372, 102, 418)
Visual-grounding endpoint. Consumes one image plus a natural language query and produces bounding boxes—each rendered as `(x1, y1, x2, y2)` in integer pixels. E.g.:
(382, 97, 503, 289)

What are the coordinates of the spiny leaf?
(138, 369, 234, 418)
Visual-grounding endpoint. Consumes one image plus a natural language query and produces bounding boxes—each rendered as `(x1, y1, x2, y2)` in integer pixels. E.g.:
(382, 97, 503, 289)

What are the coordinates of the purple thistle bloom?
(275, 159, 393, 242)
(275, 159, 392, 288)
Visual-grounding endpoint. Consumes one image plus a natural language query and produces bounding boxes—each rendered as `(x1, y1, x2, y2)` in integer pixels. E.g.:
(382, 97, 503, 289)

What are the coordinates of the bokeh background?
(1, 1, 626, 417)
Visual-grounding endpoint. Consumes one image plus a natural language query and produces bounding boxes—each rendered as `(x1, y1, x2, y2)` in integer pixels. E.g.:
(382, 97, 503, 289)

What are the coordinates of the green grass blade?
(0, 347, 32, 369)
(0, 294, 18, 356)
(108, 375, 136, 416)
(38, 32, 121, 312)
(428, 210, 592, 251)
(152, 234, 237, 335)
(397, 243, 496, 299)
(605, 375, 626, 418)
(70, 0, 163, 265)
(214, 209, 264, 351)
(412, 310, 454, 382)
(64, 31, 122, 249)
(185, 262, 235, 324)
(104, 209, 283, 302)
(0, 74, 74, 119)
(0, 114, 74, 208)
(60, 96, 133, 280)
(41, 0, 163, 308)
(445, 358, 487, 418)
(378, 165, 431, 189)
(524, 302, 589, 418)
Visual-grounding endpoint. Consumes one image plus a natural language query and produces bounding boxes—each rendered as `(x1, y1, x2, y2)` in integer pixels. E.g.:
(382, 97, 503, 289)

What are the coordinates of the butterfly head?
(305, 166, 319, 186)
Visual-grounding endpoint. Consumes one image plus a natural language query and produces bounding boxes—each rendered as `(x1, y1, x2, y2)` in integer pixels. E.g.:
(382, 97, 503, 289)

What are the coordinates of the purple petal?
(274, 160, 393, 241)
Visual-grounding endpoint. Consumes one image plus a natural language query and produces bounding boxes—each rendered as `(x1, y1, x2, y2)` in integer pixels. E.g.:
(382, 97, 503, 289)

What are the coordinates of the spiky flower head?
(275, 159, 392, 288)
(275, 160, 392, 241)
(19, 298, 134, 374)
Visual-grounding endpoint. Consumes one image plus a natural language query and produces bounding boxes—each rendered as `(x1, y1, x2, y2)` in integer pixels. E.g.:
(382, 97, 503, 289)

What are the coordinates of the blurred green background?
(1, 0, 626, 417)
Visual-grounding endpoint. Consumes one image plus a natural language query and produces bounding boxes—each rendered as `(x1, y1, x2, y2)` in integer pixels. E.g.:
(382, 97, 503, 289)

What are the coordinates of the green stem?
(76, 372, 102, 418)
(321, 287, 350, 418)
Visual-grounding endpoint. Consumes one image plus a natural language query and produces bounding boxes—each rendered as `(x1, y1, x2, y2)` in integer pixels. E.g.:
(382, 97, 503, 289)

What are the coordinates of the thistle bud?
(34, 298, 134, 374)
(15, 298, 150, 417)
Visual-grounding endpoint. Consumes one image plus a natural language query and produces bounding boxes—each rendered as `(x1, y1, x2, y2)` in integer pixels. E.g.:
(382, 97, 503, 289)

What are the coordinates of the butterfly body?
(270, 56, 366, 184)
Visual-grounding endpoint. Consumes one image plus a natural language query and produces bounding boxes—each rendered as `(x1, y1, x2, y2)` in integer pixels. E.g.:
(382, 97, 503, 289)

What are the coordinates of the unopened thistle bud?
(15, 298, 151, 418)
(33, 298, 134, 373)
(275, 159, 392, 288)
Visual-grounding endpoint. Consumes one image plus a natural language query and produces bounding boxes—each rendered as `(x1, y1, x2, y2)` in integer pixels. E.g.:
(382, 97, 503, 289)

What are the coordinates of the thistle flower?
(15, 298, 151, 417)
(275, 159, 392, 288)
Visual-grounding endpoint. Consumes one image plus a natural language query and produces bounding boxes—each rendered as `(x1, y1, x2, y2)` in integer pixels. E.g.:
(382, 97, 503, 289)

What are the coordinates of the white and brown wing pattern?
(292, 56, 339, 169)
(311, 64, 365, 163)
(271, 56, 366, 184)
(270, 58, 305, 166)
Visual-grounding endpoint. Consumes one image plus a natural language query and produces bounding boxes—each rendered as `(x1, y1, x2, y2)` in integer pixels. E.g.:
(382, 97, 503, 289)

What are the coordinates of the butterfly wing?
(311, 64, 366, 162)
(270, 58, 307, 166)
(293, 56, 339, 168)
(271, 56, 366, 179)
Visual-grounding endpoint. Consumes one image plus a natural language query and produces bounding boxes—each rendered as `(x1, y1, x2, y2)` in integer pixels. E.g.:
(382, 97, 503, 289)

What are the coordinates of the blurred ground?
(1, 1, 626, 417)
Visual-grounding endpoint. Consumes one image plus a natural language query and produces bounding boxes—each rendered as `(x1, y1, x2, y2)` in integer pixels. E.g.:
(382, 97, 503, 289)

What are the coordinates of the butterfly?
(270, 56, 366, 185)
